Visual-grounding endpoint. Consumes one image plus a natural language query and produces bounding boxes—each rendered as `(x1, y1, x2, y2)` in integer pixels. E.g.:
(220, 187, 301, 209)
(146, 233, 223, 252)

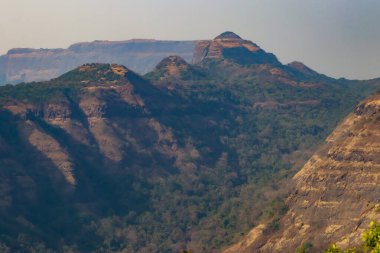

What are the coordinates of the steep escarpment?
(223, 93, 380, 253)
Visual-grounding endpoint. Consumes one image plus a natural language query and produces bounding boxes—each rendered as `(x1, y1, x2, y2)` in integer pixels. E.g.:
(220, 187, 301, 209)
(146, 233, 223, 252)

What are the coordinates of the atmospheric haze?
(1, 0, 380, 79)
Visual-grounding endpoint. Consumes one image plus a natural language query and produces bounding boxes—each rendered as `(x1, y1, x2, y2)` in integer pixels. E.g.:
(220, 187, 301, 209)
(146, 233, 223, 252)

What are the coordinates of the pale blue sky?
(1, 0, 380, 79)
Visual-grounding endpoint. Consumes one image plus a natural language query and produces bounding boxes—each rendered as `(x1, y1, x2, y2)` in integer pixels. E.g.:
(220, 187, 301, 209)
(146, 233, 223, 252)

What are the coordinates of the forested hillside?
(0, 32, 379, 253)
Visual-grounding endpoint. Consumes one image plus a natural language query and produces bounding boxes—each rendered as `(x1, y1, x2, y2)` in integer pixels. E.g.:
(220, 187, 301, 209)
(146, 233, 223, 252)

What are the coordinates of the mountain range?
(0, 32, 379, 253)
(0, 40, 195, 85)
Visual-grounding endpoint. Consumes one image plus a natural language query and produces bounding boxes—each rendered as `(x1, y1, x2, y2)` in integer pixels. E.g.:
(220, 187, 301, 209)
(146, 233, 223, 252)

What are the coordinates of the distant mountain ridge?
(0, 39, 196, 85)
(1, 32, 314, 85)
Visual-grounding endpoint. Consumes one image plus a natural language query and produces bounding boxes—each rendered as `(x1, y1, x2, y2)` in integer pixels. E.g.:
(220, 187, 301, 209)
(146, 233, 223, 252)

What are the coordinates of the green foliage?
(325, 244, 342, 253)
(0, 64, 126, 104)
(295, 242, 313, 253)
(323, 221, 380, 253)
(324, 244, 359, 253)
(363, 221, 380, 253)
(344, 249, 360, 253)
(0, 81, 81, 103)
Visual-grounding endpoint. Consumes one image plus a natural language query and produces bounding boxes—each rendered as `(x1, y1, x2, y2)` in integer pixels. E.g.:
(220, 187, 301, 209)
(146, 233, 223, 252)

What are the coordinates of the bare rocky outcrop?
(223, 93, 380, 253)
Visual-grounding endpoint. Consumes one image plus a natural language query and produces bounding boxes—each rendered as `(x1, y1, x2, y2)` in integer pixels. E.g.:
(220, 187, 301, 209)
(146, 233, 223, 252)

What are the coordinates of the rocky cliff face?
(223, 92, 380, 253)
(0, 40, 196, 85)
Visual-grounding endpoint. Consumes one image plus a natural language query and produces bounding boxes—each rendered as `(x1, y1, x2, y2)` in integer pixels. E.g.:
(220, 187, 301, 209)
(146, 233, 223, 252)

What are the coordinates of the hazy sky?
(1, 0, 380, 79)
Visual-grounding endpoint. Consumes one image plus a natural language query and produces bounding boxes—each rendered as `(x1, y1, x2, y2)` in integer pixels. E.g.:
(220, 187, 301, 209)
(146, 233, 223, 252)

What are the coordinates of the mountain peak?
(77, 63, 130, 75)
(215, 31, 242, 40)
(193, 33, 280, 66)
(153, 56, 192, 78)
(156, 56, 190, 69)
(56, 63, 137, 83)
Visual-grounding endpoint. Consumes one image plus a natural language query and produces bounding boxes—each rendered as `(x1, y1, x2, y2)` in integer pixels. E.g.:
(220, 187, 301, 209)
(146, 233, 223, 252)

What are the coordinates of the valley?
(0, 32, 379, 253)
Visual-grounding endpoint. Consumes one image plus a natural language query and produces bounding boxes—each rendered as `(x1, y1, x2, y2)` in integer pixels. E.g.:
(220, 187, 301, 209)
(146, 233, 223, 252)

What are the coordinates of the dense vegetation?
(0, 56, 379, 253)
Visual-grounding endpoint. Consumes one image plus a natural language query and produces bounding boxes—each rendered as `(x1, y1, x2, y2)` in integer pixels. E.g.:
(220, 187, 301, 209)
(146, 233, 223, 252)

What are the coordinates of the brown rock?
(224, 93, 380, 253)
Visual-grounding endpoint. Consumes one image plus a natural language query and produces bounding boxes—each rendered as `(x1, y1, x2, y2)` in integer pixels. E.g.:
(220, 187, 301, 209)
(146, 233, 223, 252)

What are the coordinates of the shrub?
(325, 244, 341, 253)
(363, 221, 380, 253)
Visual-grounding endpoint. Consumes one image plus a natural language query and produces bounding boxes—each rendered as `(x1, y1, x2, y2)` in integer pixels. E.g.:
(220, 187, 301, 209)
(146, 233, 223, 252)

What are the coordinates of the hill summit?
(193, 32, 280, 65)
(148, 55, 206, 83)
(155, 56, 191, 77)
(214, 31, 243, 40)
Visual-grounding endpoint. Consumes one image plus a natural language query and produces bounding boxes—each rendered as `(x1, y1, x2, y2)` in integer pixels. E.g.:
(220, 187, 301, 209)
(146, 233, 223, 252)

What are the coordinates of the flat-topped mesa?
(7, 48, 41, 55)
(193, 31, 280, 65)
(67, 39, 158, 52)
